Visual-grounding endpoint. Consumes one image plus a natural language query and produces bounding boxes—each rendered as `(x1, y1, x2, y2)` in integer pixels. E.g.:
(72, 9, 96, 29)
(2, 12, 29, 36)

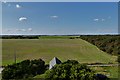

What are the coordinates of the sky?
(2, 2, 118, 35)
(0, 0, 120, 2)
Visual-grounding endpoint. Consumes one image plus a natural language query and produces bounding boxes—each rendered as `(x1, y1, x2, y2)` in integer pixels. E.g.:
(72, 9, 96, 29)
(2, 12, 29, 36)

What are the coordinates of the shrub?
(2, 59, 45, 79)
(45, 60, 97, 80)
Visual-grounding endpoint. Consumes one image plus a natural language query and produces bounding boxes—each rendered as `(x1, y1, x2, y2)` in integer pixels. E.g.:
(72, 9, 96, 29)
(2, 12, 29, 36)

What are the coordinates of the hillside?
(2, 39, 117, 66)
(80, 35, 120, 55)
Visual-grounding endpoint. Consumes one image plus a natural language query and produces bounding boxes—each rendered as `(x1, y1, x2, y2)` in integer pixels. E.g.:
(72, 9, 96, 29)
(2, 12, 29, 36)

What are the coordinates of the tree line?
(1, 35, 39, 39)
(80, 35, 120, 56)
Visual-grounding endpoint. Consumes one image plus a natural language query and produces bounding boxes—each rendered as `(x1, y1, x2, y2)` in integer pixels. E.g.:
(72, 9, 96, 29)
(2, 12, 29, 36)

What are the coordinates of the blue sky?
(2, 2, 118, 35)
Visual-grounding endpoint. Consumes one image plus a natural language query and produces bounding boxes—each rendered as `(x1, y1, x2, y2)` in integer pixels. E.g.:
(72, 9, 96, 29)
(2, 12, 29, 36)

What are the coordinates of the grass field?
(2, 39, 117, 66)
(90, 66, 118, 79)
(38, 35, 79, 39)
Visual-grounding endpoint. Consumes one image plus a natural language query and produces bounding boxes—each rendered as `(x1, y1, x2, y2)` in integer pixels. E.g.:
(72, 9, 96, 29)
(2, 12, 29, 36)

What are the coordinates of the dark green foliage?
(45, 60, 97, 80)
(2, 59, 108, 80)
(62, 60, 79, 65)
(118, 55, 120, 63)
(69, 37, 75, 39)
(2, 59, 45, 79)
(80, 35, 120, 55)
(2, 35, 39, 39)
(96, 74, 108, 80)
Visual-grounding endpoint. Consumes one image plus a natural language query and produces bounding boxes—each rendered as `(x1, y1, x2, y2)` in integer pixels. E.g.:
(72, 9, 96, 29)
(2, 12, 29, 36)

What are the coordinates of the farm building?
(49, 57, 61, 69)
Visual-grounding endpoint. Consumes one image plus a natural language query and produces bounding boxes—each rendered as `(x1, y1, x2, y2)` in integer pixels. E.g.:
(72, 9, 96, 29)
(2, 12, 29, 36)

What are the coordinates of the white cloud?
(94, 18, 106, 22)
(94, 19, 99, 21)
(16, 28, 32, 32)
(16, 29, 26, 32)
(6, 29, 11, 31)
(3, 1, 7, 3)
(101, 19, 105, 21)
(19, 17, 27, 21)
(21, 29, 26, 32)
(16, 4, 21, 8)
(16, 29, 21, 31)
(50, 16, 58, 19)
(28, 28, 32, 31)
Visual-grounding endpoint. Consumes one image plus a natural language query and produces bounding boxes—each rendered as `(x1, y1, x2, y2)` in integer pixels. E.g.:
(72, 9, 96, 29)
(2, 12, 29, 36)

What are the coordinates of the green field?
(90, 66, 118, 79)
(2, 39, 117, 66)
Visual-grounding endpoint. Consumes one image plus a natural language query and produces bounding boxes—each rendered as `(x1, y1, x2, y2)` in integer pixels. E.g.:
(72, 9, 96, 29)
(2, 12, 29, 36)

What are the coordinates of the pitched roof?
(49, 57, 61, 69)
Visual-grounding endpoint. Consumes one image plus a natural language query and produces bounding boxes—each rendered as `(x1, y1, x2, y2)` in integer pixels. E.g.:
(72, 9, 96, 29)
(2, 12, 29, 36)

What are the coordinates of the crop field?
(2, 38, 117, 66)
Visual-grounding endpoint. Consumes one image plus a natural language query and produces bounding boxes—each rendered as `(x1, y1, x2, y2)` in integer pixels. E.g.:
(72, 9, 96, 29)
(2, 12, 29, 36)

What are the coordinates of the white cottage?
(49, 57, 61, 69)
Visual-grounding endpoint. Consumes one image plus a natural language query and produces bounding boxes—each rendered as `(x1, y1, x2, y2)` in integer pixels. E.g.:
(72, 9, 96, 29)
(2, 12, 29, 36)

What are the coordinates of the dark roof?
(54, 57, 61, 64)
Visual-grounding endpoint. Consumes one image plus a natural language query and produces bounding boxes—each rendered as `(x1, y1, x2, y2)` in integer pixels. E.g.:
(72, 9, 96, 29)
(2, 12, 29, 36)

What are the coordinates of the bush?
(45, 60, 97, 80)
(118, 55, 120, 63)
(2, 59, 45, 79)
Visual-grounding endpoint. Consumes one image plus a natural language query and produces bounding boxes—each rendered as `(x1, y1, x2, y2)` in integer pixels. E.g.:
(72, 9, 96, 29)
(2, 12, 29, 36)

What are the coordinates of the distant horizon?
(1, 33, 119, 36)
